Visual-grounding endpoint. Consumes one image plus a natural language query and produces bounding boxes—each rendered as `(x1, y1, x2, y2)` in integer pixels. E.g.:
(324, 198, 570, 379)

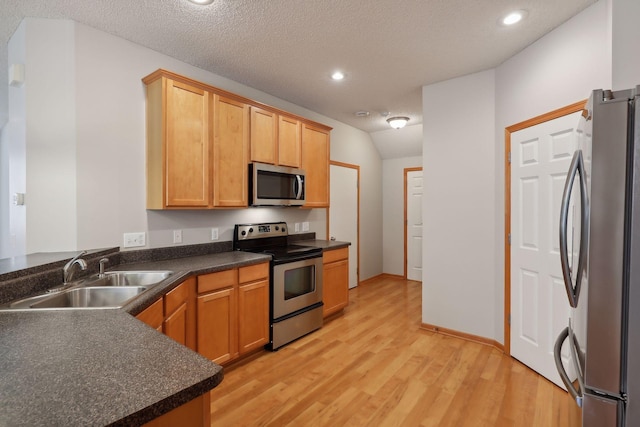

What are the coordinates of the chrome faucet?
(98, 258, 109, 278)
(63, 251, 88, 283)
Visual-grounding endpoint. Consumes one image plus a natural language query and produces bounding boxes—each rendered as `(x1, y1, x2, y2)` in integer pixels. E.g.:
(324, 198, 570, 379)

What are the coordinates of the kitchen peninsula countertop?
(0, 238, 346, 425)
(0, 250, 270, 426)
(0, 309, 222, 426)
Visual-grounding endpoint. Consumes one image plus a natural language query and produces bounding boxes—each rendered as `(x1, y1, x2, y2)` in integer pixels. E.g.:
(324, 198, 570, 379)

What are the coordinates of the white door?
(406, 169, 423, 281)
(329, 164, 358, 288)
(511, 111, 581, 388)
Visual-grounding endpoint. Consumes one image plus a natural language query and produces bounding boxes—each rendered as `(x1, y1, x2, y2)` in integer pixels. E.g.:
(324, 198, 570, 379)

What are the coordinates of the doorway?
(405, 167, 423, 281)
(329, 161, 359, 288)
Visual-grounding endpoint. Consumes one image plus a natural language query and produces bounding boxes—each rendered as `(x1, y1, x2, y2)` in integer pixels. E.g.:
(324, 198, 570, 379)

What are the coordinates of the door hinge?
(508, 314, 511, 326)
(508, 151, 511, 164)
(508, 233, 511, 245)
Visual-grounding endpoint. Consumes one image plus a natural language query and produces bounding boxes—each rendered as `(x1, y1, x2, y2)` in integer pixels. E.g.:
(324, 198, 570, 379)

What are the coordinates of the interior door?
(329, 163, 358, 289)
(511, 111, 581, 387)
(406, 169, 423, 281)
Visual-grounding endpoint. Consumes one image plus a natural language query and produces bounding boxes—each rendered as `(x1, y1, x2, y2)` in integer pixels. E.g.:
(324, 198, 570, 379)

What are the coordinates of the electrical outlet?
(211, 228, 219, 241)
(302, 222, 310, 232)
(123, 232, 146, 248)
(295, 223, 300, 232)
(173, 229, 182, 244)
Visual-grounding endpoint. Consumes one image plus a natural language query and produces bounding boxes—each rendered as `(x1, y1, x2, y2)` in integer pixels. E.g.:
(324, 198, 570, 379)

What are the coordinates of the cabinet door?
(323, 259, 349, 318)
(165, 79, 210, 207)
(301, 123, 330, 207)
(213, 94, 249, 207)
(136, 298, 164, 332)
(238, 279, 269, 354)
(164, 302, 188, 346)
(250, 107, 277, 164)
(278, 115, 301, 168)
(197, 287, 237, 364)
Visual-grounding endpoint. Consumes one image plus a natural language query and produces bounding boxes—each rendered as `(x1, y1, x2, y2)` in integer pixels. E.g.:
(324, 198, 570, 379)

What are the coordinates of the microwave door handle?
(554, 327, 583, 407)
(295, 175, 303, 199)
(559, 150, 582, 308)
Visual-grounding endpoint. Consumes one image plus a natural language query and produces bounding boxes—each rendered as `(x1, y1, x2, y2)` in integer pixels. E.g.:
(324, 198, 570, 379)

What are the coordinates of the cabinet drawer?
(323, 247, 348, 264)
(198, 269, 237, 294)
(238, 263, 269, 284)
(165, 280, 189, 314)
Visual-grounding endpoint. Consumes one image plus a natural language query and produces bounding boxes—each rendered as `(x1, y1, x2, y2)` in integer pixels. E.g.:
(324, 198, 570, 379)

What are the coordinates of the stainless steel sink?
(1, 270, 174, 310)
(79, 271, 173, 287)
(33, 287, 147, 309)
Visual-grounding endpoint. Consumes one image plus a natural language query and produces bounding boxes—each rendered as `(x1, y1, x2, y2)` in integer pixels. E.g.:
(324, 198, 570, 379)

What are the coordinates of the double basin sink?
(3, 271, 173, 310)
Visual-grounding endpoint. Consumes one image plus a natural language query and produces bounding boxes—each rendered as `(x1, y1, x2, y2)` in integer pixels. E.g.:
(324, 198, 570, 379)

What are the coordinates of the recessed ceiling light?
(501, 10, 527, 26)
(331, 71, 345, 81)
(189, 0, 214, 4)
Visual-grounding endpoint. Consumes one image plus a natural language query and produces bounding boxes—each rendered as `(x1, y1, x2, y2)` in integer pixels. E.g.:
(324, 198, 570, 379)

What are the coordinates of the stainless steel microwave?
(250, 163, 305, 206)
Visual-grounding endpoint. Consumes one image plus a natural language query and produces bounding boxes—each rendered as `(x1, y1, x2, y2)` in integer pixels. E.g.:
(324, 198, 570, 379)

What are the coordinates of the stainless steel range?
(233, 222, 323, 350)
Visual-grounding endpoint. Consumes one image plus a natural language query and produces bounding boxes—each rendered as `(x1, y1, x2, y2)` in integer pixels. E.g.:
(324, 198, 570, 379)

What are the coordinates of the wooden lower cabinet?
(196, 263, 269, 365)
(238, 277, 269, 354)
(197, 286, 237, 365)
(142, 391, 210, 427)
(322, 247, 349, 318)
(136, 278, 196, 351)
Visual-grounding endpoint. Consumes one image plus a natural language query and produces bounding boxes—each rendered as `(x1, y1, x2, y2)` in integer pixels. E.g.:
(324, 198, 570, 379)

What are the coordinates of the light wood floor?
(209, 275, 572, 426)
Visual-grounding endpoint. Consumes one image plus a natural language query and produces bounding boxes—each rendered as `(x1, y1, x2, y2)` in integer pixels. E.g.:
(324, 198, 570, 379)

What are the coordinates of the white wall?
(3, 19, 383, 280)
(382, 156, 422, 276)
(612, 0, 640, 90)
(421, 0, 611, 344)
(422, 69, 496, 339)
(493, 0, 611, 343)
(3, 19, 78, 256)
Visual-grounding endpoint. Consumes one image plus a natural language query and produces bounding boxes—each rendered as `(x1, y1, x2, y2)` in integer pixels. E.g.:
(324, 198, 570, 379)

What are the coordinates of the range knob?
(241, 230, 247, 236)
(248, 227, 254, 233)
(275, 226, 279, 231)
(282, 227, 286, 232)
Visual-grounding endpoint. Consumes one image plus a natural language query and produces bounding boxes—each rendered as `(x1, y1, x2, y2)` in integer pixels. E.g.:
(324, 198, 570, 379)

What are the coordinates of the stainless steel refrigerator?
(554, 87, 640, 426)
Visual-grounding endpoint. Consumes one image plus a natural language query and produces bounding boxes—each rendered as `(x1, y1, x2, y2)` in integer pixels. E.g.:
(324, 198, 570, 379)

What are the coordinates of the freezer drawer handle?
(554, 327, 583, 407)
(559, 149, 589, 308)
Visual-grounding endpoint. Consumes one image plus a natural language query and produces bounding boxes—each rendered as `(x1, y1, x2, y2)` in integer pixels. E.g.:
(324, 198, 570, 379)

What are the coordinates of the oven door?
(272, 256, 323, 319)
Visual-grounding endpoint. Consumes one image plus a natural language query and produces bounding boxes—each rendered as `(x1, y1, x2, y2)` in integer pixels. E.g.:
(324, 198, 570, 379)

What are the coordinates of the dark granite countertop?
(0, 310, 223, 426)
(0, 238, 341, 425)
(0, 248, 269, 426)
(295, 239, 350, 251)
(119, 251, 272, 316)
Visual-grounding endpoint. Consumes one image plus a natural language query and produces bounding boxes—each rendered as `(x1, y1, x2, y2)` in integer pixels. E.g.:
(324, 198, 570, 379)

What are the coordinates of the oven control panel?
(235, 222, 289, 240)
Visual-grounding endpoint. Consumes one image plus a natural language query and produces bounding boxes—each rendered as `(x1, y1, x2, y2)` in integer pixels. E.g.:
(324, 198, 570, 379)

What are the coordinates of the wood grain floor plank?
(209, 276, 571, 426)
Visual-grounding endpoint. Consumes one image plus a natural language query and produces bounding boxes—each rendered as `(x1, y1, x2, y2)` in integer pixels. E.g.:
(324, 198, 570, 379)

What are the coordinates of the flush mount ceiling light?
(387, 116, 409, 129)
(188, 0, 214, 4)
(331, 71, 345, 81)
(501, 10, 527, 26)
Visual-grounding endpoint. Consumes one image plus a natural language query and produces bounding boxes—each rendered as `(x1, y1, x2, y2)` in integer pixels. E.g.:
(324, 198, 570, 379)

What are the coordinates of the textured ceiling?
(0, 0, 597, 143)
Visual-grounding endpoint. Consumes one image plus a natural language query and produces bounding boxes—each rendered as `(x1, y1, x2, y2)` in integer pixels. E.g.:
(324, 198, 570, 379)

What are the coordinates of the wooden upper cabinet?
(143, 69, 331, 210)
(213, 94, 250, 207)
(145, 76, 211, 209)
(301, 123, 330, 207)
(278, 115, 301, 168)
(250, 107, 277, 164)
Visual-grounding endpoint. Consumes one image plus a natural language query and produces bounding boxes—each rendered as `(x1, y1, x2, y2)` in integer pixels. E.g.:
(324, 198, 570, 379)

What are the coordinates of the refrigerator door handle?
(559, 149, 588, 308)
(554, 327, 583, 407)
